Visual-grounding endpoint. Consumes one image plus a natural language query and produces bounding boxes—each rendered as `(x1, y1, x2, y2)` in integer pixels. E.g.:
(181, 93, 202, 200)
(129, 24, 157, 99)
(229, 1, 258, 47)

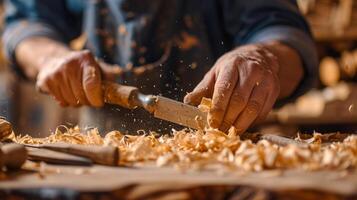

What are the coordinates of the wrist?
(16, 37, 71, 78)
(232, 43, 280, 75)
(260, 41, 304, 99)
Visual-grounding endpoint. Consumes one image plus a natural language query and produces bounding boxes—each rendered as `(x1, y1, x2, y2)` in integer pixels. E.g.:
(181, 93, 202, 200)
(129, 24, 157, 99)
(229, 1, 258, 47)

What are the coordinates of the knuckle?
(42, 77, 52, 87)
(61, 63, 74, 74)
(83, 72, 99, 85)
(83, 79, 96, 89)
(246, 100, 261, 115)
(203, 69, 214, 80)
(52, 71, 62, 80)
(215, 81, 228, 93)
(61, 56, 77, 66)
(248, 66, 263, 77)
(80, 50, 95, 62)
(81, 49, 92, 57)
(210, 105, 225, 115)
(231, 91, 248, 106)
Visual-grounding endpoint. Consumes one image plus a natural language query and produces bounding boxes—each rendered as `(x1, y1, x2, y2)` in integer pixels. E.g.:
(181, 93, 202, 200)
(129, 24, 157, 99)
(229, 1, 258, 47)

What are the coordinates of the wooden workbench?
(1, 161, 356, 199)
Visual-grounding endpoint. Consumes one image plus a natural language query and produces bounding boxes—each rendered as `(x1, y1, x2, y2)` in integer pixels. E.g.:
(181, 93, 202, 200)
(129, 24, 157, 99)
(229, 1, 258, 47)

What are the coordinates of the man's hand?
(184, 42, 303, 134)
(36, 50, 104, 107)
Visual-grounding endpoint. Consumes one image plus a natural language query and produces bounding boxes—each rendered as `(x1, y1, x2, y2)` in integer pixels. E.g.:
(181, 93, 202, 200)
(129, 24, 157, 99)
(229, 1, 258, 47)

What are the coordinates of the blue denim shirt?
(2, 0, 318, 103)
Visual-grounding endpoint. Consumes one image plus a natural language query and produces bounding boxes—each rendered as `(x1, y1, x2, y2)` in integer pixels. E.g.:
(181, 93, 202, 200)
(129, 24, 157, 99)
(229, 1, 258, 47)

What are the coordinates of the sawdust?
(5, 98, 357, 173)
(8, 126, 357, 173)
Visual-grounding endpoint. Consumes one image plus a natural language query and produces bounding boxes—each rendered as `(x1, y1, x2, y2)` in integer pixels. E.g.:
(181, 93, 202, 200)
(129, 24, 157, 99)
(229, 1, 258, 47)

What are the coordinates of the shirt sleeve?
(2, 0, 82, 69)
(222, 0, 318, 105)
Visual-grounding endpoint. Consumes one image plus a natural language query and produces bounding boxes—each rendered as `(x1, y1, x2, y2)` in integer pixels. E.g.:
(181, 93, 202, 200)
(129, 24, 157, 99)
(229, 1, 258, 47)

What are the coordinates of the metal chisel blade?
(153, 96, 208, 130)
(26, 146, 92, 166)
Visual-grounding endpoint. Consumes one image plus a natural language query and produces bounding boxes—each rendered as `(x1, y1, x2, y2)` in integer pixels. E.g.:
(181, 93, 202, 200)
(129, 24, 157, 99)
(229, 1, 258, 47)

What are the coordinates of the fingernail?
(183, 95, 190, 104)
(184, 93, 196, 105)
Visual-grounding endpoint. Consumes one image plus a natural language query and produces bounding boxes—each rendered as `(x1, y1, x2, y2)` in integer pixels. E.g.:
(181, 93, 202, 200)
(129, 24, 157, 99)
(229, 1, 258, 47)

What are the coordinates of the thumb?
(184, 69, 215, 106)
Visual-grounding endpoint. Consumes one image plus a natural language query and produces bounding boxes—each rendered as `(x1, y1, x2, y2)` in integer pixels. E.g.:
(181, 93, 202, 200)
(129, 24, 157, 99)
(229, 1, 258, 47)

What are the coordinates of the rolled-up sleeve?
(222, 0, 318, 104)
(2, 0, 82, 67)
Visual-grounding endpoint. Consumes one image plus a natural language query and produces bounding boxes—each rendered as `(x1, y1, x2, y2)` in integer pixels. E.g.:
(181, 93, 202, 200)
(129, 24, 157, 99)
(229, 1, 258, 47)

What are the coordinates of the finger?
(47, 81, 68, 107)
(220, 62, 266, 131)
(82, 64, 103, 107)
(252, 98, 272, 125)
(69, 67, 89, 106)
(59, 74, 79, 106)
(219, 80, 256, 132)
(208, 64, 239, 128)
(233, 85, 268, 134)
(254, 79, 280, 123)
(184, 68, 215, 106)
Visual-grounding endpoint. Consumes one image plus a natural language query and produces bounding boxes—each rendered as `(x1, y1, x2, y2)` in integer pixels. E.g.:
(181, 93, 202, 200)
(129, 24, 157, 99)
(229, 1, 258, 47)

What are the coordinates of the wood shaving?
(6, 98, 357, 173)
(9, 126, 357, 173)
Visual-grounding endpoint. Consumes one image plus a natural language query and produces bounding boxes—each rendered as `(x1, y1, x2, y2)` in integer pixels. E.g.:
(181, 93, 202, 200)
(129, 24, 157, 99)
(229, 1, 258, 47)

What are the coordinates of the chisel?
(103, 81, 208, 130)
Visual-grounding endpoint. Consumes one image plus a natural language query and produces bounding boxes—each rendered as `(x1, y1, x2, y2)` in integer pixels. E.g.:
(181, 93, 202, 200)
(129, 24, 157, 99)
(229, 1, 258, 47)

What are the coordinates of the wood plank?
(1, 162, 356, 195)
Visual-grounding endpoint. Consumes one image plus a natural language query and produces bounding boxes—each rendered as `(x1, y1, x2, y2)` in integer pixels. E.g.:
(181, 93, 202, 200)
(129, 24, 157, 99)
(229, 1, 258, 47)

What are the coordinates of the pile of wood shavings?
(9, 126, 357, 173)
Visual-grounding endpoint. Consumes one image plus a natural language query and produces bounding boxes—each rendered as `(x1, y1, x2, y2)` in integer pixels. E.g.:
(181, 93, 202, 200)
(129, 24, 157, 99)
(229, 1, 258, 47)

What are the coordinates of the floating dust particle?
(176, 32, 199, 50)
(190, 62, 197, 69)
(138, 46, 147, 54)
(138, 57, 146, 65)
(125, 62, 133, 70)
(118, 25, 127, 35)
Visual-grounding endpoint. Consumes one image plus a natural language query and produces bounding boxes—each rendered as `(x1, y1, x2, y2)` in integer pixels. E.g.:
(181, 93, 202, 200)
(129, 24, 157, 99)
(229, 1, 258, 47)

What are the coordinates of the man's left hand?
(184, 44, 281, 134)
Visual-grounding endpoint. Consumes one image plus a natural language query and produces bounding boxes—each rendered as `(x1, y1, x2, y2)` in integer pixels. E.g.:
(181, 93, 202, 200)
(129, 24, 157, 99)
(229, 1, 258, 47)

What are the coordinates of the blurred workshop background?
(0, 0, 356, 136)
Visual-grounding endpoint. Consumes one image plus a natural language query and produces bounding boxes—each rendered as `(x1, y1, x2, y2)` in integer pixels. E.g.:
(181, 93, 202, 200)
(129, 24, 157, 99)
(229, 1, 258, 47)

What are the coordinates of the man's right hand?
(36, 50, 104, 107)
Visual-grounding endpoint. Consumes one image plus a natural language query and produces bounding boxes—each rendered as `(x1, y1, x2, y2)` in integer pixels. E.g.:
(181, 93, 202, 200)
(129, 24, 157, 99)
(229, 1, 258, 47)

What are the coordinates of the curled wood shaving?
(7, 98, 357, 173)
(10, 126, 357, 173)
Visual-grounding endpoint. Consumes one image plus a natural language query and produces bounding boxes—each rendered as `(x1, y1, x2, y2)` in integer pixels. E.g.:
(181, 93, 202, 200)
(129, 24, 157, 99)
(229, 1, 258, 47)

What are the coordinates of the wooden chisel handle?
(28, 143, 120, 166)
(0, 143, 27, 169)
(103, 81, 139, 109)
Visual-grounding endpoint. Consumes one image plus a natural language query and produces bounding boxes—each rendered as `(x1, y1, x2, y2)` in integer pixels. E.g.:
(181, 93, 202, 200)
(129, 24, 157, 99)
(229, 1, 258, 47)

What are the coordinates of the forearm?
(262, 41, 304, 99)
(15, 37, 71, 80)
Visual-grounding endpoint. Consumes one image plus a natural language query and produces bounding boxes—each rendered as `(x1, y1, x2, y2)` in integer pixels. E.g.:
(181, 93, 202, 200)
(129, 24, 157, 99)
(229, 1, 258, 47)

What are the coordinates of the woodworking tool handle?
(0, 143, 27, 169)
(103, 81, 156, 112)
(27, 143, 120, 166)
(26, 146, 93, 166)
